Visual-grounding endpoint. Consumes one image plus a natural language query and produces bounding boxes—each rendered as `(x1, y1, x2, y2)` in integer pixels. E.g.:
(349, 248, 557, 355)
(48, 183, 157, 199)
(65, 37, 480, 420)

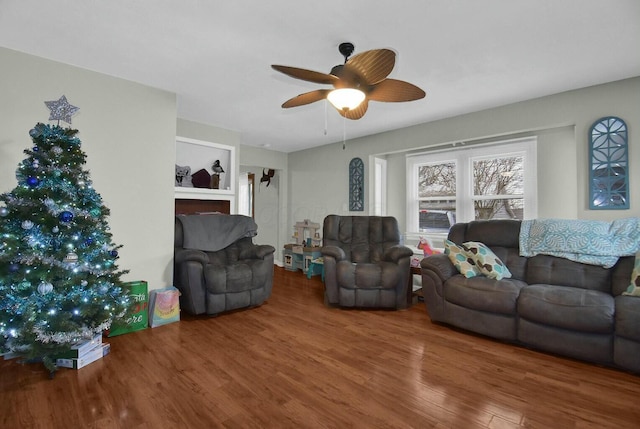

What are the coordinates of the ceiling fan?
(271, 42, 426, 120)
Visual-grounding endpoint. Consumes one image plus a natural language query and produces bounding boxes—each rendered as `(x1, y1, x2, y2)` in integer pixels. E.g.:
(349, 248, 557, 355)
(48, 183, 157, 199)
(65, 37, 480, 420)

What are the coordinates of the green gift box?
(107, 280, 148, 337)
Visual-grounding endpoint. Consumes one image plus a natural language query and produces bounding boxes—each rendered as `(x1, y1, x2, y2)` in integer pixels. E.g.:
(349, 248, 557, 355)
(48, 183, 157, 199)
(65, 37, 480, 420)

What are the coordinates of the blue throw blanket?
(178, 214, 257, 252)
(519, 218, 640, 268)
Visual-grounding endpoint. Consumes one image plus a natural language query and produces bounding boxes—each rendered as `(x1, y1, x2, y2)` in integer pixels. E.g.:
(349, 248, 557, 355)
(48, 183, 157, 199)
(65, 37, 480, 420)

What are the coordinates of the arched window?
(589, 117, 629, 209)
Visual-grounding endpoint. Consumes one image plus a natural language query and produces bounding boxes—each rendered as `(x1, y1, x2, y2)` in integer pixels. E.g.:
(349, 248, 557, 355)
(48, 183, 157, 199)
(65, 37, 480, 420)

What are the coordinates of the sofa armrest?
(240, 244, 276, 260)
(419, 253, 456, 322)
(383, 245, 414, 263)
(175, 247, 209, 265)
(321, 245, 346, 261)
(420, 253, 456, 282)
(173, 248, 208, 315)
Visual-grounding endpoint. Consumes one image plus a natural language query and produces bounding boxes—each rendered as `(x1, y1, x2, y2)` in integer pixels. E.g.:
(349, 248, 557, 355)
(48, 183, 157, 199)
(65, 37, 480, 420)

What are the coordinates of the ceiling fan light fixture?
(273, 44, 424, 119)
(327, 88, 365, 111)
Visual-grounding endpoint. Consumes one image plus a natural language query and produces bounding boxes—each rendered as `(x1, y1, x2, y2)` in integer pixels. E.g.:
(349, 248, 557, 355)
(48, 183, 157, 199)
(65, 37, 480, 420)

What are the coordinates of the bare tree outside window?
(418, 162, 456, 198)
(409, 139, 535, 236)
(417, 162, 456, 232)
(473, 156, 524, 219)
(417, 156, 524, 226)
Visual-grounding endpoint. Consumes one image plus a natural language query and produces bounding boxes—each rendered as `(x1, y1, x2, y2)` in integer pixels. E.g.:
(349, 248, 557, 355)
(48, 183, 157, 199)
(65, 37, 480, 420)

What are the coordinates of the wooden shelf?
(175, 136, 236, 213)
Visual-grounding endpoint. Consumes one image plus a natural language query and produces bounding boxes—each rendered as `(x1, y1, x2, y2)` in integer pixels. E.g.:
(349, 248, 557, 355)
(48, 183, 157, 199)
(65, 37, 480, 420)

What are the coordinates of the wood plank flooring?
(1, 267, 639, 428)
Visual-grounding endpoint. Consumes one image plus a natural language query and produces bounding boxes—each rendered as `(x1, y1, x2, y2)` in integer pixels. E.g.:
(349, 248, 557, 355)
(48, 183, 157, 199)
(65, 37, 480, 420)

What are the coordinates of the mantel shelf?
(174, 187, 234, 200)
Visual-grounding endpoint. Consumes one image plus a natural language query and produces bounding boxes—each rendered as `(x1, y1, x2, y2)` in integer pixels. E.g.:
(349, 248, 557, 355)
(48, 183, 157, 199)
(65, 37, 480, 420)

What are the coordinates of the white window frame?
(371, 156, 387, 216)
(406, 138, 537, 235)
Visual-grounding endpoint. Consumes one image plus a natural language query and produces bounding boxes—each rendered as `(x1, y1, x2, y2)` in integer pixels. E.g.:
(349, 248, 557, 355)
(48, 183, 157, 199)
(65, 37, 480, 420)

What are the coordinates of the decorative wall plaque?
(589, 117, 629, 209)
(349, 157, 364, 211)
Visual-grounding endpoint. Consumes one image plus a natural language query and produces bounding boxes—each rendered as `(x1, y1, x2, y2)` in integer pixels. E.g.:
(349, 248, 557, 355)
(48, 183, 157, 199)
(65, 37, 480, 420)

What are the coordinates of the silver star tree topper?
(44, 95, 80, 124)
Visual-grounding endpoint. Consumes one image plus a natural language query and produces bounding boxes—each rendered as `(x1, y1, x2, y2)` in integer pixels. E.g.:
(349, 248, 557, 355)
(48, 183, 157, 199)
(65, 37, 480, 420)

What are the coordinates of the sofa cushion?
(518, 285, 614, 333)
(336, 261, 398, 290)
(204, 260, 270, 294)
(449, 220, 521, 248)
(444, 240, 481, 278)
(615, 295, 640, 341)
(444, 276, 527, 315)
(322, 215, 402, 264)
(526, 255, 611, 292)
(613, 255, 636, 296)
(622, 250, 640, 296)
(462, 241, 512, 280)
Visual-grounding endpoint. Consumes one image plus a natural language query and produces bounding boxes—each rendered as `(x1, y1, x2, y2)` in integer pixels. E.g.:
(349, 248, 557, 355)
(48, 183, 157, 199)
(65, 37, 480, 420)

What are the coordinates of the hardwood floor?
(1, 267, 639, 428)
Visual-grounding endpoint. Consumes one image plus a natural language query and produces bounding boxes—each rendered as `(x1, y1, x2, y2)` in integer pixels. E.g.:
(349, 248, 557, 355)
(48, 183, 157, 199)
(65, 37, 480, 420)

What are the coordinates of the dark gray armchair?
(321, 215, 414, 309)
(174, 214, 275, 316)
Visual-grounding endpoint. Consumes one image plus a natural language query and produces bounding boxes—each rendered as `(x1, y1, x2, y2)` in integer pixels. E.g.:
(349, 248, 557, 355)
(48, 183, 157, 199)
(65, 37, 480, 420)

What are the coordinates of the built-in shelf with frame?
(175, 136, 236, 214)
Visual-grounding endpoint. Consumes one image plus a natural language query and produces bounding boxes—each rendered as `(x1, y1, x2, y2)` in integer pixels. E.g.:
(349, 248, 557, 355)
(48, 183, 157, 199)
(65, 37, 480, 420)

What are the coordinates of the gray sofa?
(420, 220, 639, 373)
(174, 214, 275, 316)
(321, 215, 414, 309)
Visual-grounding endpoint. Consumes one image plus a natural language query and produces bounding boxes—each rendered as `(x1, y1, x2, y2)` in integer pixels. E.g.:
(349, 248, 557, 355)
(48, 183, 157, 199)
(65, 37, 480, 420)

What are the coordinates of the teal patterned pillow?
(462, 241, 512, 280)
(444, 239, 481, 278)
(622, 251, 640, 296)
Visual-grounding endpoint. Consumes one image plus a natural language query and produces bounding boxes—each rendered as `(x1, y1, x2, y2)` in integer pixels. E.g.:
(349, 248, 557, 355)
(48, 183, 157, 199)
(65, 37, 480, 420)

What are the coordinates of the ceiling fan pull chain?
(342, 114, 346, 150)
(324, 99, 328, 135)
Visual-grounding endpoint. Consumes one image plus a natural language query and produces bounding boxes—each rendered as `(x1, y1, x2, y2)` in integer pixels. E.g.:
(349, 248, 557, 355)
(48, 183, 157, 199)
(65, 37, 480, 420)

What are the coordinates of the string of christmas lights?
(0, 97, 129, 373)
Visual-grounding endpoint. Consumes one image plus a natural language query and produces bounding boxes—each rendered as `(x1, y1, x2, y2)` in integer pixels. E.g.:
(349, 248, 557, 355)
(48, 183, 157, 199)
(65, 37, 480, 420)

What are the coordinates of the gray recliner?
(174, 214, 275, 316)
(321, 215, 414, 309)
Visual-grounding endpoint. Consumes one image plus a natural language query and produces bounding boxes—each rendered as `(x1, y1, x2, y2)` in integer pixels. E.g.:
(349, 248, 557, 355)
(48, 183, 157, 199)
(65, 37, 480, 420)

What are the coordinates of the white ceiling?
(1, 0, 639, 153)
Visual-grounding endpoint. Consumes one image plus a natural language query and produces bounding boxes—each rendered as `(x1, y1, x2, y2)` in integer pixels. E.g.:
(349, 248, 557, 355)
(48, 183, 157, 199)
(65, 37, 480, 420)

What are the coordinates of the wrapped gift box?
(107, 280, 148, 337)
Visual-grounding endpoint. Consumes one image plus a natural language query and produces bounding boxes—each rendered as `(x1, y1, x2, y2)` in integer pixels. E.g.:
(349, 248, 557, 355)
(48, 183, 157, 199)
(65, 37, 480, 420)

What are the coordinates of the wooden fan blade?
(346, 49, 396, 85)
(368, 79, 426, 102)
(272, 65, 338, 85)
(336, 99, 369, 120)
(282, 89, 331, 108)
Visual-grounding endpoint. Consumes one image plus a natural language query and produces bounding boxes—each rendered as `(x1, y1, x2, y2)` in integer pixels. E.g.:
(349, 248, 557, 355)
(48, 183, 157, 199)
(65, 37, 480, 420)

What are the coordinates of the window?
(472, 154, 525, 220)
(373, 157, 387, 216)
(407, 138, 537, 240)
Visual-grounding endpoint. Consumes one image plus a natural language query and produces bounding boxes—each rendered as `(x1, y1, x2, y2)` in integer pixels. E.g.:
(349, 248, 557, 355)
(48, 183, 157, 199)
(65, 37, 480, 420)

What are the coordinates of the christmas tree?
(0, 96, 129, 373)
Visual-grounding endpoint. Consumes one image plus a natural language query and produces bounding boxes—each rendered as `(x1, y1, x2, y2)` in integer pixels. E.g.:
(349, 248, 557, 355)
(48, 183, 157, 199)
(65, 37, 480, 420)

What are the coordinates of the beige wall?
(178, 119, 290, 259)
(288, 77, 640, 233)
(238, 146, 288, 258)
(0, 47, 177, 290)
(3, 47, 637, 285)
(176, 118, 242, 148)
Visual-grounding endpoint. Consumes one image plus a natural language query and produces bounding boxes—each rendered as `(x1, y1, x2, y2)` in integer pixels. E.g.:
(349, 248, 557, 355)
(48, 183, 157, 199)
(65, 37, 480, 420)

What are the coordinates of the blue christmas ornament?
(8, 263, 20, 272)
(90, 208, 101, 218)
(26, 177, 39, 187)
(84, 237, 94, 245)
(32, 146, 39, 152)
(59, 211, 74, 223)
(109, 250, 118, 258)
